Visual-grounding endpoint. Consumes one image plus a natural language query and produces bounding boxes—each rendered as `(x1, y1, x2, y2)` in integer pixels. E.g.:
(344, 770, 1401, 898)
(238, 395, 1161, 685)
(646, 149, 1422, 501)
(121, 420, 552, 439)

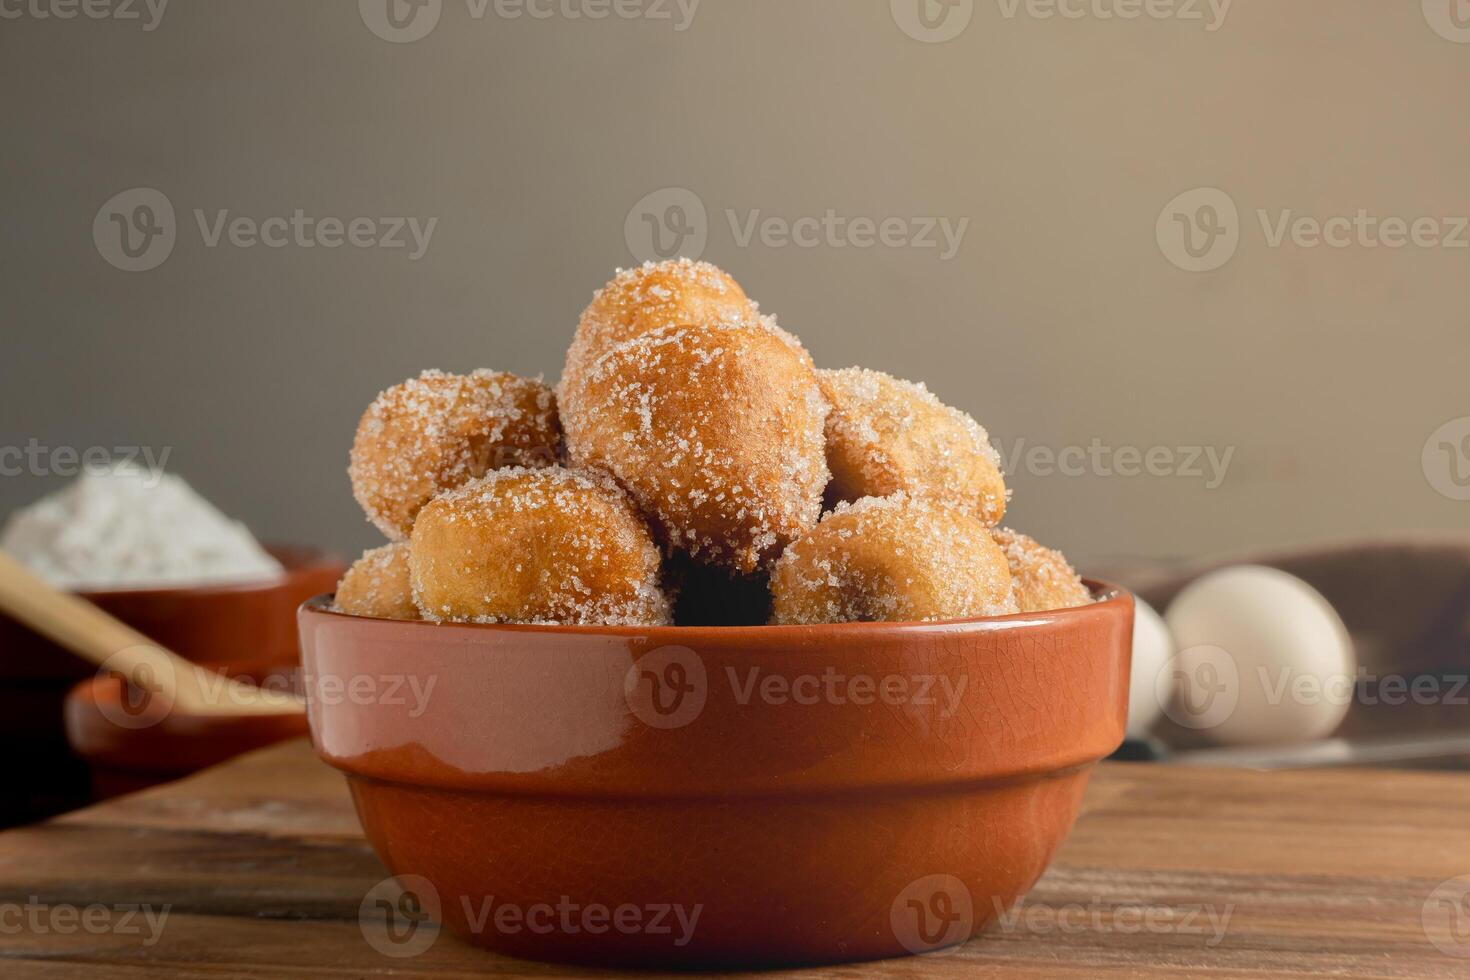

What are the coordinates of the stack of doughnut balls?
(336, 259, 1094, 627)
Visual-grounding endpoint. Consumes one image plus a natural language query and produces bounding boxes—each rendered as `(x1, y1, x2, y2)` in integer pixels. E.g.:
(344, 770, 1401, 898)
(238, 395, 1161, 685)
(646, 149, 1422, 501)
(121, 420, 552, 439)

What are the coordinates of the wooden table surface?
(3, 739, 1469, 979)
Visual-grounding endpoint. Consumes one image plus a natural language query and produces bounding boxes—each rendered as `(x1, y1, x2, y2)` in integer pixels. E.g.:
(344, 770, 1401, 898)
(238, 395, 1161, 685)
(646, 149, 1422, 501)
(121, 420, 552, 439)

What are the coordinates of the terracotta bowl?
(63, 673, 310, 799)
(13, 547, 342, 814)
(298, 583, 1132, 968)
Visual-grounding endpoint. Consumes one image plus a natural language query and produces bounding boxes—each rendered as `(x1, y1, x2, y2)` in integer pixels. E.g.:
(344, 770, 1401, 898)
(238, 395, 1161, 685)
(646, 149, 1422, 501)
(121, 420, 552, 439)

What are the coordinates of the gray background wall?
(3, 0, 1467, 568)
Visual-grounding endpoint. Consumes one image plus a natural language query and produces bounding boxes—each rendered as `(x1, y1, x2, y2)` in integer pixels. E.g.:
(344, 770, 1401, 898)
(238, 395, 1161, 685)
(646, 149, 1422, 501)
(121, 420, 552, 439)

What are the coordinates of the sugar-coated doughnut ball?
(335, 542, 418, 620)
(409, 467, 670, 625)
(770, 493, 1018, 625)
(563, 259, 758, 395)
(349, 369, 560, 540)
(819, 367, 1007, 526)
(992, 527, 1092, 612)
(562, 323, 829, 574)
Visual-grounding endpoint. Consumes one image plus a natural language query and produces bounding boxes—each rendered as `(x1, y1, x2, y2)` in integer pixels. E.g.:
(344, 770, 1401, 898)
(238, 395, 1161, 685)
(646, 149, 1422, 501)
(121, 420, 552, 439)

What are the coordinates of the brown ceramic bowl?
(298, 583, 1132, 968)
(63, 673, 310, 799)
(10, 547, 343, 815)
(2, 545, 345, 685)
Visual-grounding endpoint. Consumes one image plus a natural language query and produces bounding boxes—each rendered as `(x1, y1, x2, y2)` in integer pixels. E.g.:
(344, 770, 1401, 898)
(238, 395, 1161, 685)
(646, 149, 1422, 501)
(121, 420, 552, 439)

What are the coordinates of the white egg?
(1162, 565, 1355, 746)
(1126, 599, 1171, 739)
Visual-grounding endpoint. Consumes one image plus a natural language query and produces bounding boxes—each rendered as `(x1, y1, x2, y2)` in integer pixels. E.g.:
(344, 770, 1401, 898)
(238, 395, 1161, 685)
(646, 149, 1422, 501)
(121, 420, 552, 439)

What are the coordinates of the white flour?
(1, 464, 284, 590)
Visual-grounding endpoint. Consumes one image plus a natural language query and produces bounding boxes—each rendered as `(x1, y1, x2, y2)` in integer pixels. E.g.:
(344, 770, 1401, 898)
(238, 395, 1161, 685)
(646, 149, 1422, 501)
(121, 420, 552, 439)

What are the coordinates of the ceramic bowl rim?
(299, 578, 1131, 638)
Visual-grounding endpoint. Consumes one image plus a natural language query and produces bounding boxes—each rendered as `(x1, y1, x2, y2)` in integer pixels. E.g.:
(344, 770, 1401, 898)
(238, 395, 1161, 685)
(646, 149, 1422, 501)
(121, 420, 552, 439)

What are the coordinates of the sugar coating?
(561, 322, 829, 574)
(770, 493, 1018, 624)
(335, 541, 418, 620)
(408, 467, 670, 626)
(992, 527, 1092, 612)
(349, 369, 561, 540)
(562, 258, 760, 393)
(0, 463, 283, 590)
(819, 366, 1008, 526)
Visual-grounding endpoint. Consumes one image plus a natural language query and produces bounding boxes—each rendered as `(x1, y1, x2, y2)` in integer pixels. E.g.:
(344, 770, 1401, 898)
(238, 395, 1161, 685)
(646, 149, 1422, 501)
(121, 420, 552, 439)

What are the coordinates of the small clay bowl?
(64, 673, 310, 799)
(2, 545, 345, 685)
(298, 584, 1132, 968)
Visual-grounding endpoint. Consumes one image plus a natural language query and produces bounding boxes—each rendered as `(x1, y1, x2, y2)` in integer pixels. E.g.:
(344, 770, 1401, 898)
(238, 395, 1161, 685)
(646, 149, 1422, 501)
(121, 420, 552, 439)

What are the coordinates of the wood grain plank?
(2, 739, 1467, 978)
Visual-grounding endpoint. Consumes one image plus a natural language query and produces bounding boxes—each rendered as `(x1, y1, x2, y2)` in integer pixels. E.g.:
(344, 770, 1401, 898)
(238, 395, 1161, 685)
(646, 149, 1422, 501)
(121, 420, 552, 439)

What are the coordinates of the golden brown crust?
(561, 323, 829, 574)
(992, 527, 1092, 612)
(408, 467, 670, 625)
(819, 367, 1007, 526)
(770, 493, 1018, 625)
(562, 259, 758, 395)
(334, 542, 419, 620)
(348, 370, 560, 540)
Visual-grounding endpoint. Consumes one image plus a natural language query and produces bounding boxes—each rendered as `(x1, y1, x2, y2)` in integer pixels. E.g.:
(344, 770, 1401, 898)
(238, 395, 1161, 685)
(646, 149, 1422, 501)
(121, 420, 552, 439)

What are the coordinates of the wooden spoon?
(0, 551, 303, 717)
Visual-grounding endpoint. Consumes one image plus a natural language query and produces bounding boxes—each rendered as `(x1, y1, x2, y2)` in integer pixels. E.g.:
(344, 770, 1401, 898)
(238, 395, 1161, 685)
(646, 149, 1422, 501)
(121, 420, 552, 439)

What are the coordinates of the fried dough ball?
(770, 494, 1018, 625)
(562, 259, 759, 395)
(992, 527, 1092, 612)
(409, 467, 670, 625)
(819, 367, 1008, 526)
(349, 370, 560, 540)
(335, 542, 419, 620)
(561, 323, 829, 574)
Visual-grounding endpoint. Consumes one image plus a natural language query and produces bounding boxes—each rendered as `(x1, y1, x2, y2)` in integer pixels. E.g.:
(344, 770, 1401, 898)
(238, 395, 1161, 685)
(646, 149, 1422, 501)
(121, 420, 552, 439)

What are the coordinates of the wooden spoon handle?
(0, 550, 302, 717)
